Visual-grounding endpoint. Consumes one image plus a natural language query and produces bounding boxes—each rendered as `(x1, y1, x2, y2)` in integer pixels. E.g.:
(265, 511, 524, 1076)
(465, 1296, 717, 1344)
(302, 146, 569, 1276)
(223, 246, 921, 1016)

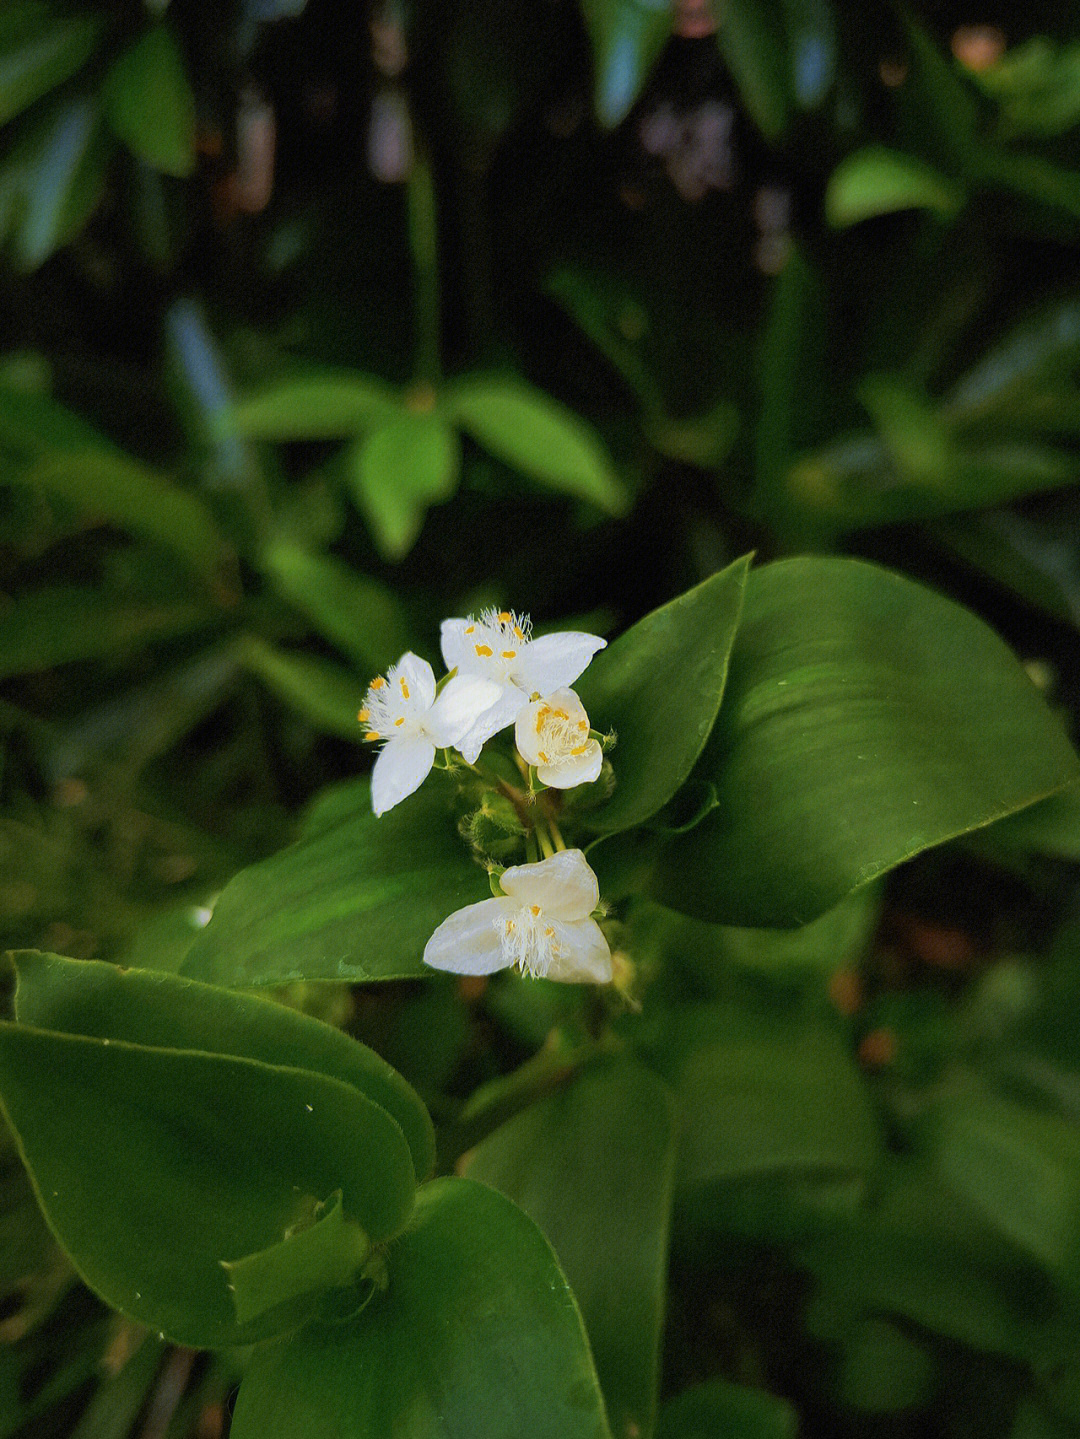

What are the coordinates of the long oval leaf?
(653, 557, 1080, 926)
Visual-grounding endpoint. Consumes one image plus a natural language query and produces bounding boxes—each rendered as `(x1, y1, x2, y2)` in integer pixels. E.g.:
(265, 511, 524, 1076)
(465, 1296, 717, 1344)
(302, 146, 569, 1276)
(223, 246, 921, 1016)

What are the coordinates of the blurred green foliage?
(2, 0, 1080, 1435)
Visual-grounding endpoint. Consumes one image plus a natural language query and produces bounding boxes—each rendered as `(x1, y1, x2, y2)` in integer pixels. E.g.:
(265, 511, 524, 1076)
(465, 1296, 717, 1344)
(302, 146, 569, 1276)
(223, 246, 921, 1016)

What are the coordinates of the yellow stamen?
(465, 625, 476, 635)
(364, 732, 381, 742)
(570, 744, 588, 756)
(357, 708, 370, 722)
(399, 678, 410, 699)
(502, 650, 516, 659)
(545, 926, 555, 937)
(394, 717, 405, 726)
(514, 625, 524, 639)
(505, 919, 515, 933)
(498, 611, 512, 623)
(475, 644, 493, 657)
(370, 677, 385, 690)
(538, 750, 549, 764)
(554, 708, 568, 719)
(530, 905, 541, 916)
(577, 719, 587, 730)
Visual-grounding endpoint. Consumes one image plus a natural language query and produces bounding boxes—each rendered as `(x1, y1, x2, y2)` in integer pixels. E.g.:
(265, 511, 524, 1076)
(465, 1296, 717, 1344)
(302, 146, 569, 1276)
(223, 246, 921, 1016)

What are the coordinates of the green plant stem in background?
(408, 142, 442, 385)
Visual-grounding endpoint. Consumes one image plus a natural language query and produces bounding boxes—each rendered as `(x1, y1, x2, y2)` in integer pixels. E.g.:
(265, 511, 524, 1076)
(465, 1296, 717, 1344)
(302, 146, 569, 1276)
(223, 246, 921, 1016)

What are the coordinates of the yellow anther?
(399, 678, 410, 699)
(570, 744, 588, 756)
(370, 677, 386, 690)
(577, 720, 587, 730)
(394, 717, 405, 727)
(530, 904, 541, 917)
(505, 919, 515, 933)
(475, 644, 493, 657)
(498, 611, 512, 623)
(357, 708, 370, 722)
(538, 750, 549, 764)
(502, 650, 516, 659)
(514, 625, 524, 640)
(545, 926, 555, 937)
(465, 625, 476, 635)
(554, 708, 568, 719)
(364, 731, 381, 742)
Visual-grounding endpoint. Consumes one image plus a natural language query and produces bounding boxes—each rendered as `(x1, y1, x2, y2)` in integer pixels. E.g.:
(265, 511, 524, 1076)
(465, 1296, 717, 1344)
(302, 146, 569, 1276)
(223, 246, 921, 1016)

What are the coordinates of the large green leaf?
(579, 0, 673, 129)
(468, 1058, 676, 1439)
(0, 9, 102, 129)
(825, 147, 964, 228)
(658, 1379, 797, 1439)
(0, 587, 207, 679)
(446, 375, 626, 513)
(0, 1023, 416, 1347)
(11, 450, 232, 589)
(231, 1177, 612, 1439)
(182, 778, 489, 986)
(347, 412, 461, 560)
(229, 373, 397, 440)
(262, 542, 415, 673)
(653, 558, 1080, 927)
(103, 25, 194, 177)
(11, 950, 434, 1184)
(577, 556, 750, 835)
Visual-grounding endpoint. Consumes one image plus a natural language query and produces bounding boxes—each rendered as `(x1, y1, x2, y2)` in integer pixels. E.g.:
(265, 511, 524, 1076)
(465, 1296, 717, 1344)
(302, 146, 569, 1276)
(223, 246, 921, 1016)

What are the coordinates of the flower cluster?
(359, 607, 613, 984)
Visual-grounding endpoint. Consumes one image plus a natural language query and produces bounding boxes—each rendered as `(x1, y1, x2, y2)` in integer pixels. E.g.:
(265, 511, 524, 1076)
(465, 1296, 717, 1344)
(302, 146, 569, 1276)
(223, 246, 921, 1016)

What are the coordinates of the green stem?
(408, 145, 442, 384)
(534, 818, 556, 860)
(547, 813, 567, 852)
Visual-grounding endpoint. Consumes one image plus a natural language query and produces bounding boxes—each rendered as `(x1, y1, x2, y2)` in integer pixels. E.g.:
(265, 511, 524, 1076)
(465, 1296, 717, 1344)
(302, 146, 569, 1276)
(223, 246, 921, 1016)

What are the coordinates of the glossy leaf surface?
(11, 950, 434, 1184)
(578, 556, 750, 835)
(0, 1024, 416, 1347)
(183, 778, 489, 986)
(654, 558, 1080, 926)
(231, 1178, 612, 1439)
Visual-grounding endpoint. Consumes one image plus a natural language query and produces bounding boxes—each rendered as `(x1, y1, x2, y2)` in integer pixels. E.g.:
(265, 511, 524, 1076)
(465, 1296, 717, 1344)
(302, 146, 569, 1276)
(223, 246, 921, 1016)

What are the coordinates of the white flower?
(440, 608, 606, 764)
(359, 653, 501, 816)
(422, 849, 612, 983)
(515, 687, 603, 789)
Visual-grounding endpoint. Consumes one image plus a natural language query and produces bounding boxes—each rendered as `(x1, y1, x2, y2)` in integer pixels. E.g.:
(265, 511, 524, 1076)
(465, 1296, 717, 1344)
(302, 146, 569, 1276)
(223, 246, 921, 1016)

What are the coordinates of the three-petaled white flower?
(359, 653, 501, 816)
(440, 608, 606, 764)
(422, 849, 612, 983)
(515, 687, 603, 789)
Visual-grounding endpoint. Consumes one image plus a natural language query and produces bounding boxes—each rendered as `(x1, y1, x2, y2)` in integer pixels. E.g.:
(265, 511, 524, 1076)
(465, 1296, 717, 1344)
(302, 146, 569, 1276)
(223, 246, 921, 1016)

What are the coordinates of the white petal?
(370, 736, 436, 816)
(537, 741, 603, 790)
(514, 698, 546, 766)
(499, 849, 599, 921)
(394, 652, 436, 710)
(440, 618, 475, 673)
(545, 918, 613, 983)
(455, 682, 528, 763)
(423, 897, 514, 975)
(514, 632, 606, 697)
(424, 675, 504, 748)
(544, 687, 590, 723)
